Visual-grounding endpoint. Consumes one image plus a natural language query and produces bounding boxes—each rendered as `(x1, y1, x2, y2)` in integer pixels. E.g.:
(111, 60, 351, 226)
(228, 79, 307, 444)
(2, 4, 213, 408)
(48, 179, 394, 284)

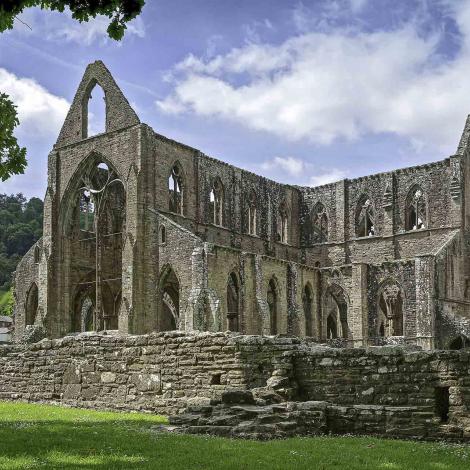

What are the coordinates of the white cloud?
(0, 68, 69, 138)
(157, 1, 470, 154)
(257, 156, 347, 186)
(13, 7, 145, 45)
(309, 169, 346, 186)
(261, 156, 305, 176)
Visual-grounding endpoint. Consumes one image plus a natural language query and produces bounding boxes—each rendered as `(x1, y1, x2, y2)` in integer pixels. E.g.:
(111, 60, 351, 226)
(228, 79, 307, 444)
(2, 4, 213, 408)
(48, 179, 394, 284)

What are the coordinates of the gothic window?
(324, 284, 349, 340)
(160, 225, 166, 244)
(356, 196, 376, 237)
(67, 159, 125, 332)
(160, 266, 180, 331)
(168, 164, 183, 215)
(377, 283, 403, 337)
(312, 203, 328, 243)
(227, 272, 240, 332)
(405, 186, 426, 230)
(277, 201, 289, 243)
(210, 179, 224, 226)
(247, 190, 257, 236)
(34, 246, 40, 264)
(84, 82, 106, 138)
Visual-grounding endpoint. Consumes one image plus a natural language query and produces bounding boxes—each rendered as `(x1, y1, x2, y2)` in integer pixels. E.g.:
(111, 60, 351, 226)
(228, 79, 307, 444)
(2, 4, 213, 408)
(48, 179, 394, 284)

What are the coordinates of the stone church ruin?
(13, 61, 470, 350)
(4, 61, 470, 440)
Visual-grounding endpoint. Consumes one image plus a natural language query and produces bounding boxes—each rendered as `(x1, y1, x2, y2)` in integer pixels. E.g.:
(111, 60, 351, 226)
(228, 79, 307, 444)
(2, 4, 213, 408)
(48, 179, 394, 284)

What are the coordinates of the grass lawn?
(0, 402, 468, 469)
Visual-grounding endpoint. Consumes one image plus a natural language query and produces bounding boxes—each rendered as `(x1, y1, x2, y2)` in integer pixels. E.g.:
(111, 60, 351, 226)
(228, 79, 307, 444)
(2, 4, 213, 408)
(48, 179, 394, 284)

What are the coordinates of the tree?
(0, 1, 145, 181)
(0, 93, 27, 181)
(0, 1, 145, 41)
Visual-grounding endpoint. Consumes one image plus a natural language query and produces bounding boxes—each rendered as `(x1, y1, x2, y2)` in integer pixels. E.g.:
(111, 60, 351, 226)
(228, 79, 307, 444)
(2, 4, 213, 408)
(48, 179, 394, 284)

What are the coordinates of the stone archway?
(159, 265, 180, 331)
(60, 155, 126, 333)
(323, 284, 349, 340)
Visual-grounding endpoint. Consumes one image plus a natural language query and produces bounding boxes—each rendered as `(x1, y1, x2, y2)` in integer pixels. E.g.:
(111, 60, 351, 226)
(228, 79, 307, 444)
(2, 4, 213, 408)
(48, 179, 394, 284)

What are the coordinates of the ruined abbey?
(12, 61, 470, 350)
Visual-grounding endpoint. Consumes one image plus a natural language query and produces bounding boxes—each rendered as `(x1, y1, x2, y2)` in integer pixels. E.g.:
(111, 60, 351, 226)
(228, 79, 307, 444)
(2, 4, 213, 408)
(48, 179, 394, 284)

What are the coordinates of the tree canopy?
(0, 93, 27, 182)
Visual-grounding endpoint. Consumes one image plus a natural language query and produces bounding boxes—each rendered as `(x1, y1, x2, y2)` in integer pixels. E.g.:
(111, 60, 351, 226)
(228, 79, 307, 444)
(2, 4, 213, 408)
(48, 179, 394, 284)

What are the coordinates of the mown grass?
(0, 401, 468, 469)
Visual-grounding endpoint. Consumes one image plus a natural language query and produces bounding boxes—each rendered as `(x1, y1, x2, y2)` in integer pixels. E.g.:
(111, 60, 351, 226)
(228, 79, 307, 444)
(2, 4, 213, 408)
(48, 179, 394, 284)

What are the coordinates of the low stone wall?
(0, 332, 469, 440)
(0, 332, 297, 415)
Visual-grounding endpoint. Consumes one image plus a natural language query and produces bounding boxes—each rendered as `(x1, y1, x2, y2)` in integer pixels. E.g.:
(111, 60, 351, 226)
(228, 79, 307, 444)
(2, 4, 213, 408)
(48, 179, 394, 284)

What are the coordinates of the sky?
(1, 0, 470, 199)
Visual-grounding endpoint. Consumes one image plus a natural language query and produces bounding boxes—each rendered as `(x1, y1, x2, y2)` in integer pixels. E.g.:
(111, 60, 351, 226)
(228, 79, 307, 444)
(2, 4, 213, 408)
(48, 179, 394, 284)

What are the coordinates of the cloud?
(13, 7, 145, 45)
(308, 169, 346, 186)
(0, 68, 69, 138)
(261, 156, 305, 177)
(257, 156, 347, 186)
(157, 1, 470, 154)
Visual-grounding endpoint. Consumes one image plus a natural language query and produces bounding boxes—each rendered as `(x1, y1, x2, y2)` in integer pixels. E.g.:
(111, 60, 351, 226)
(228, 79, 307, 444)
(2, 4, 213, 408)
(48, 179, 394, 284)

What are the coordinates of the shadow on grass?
(0, 415, 469, 470)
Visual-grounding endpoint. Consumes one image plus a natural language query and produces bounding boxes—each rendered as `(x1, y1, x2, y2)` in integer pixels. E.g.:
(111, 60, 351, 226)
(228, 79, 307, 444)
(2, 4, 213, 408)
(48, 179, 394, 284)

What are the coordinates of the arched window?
(210, 179, 224, 226)
(303, 284, 314, 336)
(312, 203, 328, 243)
(227, 272, 240, 332)
(277, 201, 288, 243)
(25, 283, 38, 326)
(449, 335, 470, 350)
(405, 185, 426, 230)
(324, 285, 349, 340)
(34, 246, 40, 264)
(377, 283, 403, 337)
(247, 190, 257, 236)
(84, 82, 106, 138)
(267, 278, 278, 334)
(356, 196, 376, 237)
(160, 225, 166, 244)
(160, 266, 180, 331)
(168, 164, 183, 214)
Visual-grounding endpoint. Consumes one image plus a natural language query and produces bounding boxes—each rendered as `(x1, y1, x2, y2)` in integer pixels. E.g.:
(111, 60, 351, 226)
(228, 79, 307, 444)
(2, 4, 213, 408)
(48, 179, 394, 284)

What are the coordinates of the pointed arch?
(312, 202, 328, 243)
(60, 153, 126, 334)
(355, 194, 376, 237)
(227, 271, 240, 331)
(377, 280, 404, 337)
(209, 178, 224, 226)
(159, 264, 180, 331)
(405, 184, 426, 230)
(168, 162, 184, 215)
(83, 80, 106, 138)
(323, 284, 349, 340)
(25, 282, 38, 326)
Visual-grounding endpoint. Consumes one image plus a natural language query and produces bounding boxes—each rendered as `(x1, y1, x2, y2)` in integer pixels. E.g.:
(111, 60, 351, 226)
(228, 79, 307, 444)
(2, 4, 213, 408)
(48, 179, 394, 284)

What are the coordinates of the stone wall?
(0, 332, 469, 439)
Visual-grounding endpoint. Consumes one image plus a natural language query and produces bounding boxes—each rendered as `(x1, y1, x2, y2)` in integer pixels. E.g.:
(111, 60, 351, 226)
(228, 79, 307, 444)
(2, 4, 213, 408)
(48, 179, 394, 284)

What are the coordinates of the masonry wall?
(1, 333, 470, 439)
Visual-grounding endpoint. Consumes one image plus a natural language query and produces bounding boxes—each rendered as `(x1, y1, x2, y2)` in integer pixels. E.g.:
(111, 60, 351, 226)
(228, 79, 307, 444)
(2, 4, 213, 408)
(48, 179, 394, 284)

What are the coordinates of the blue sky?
(1, 0, 470, 198)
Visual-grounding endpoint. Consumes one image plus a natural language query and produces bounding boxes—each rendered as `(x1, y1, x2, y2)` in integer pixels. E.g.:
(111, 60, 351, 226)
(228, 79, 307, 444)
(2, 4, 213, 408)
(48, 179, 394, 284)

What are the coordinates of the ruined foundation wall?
(0, 333, 470, 439)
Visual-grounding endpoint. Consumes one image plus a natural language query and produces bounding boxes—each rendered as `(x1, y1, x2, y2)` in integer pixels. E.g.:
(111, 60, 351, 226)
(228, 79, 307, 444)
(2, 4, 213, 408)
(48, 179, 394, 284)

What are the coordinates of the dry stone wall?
(0, 332, 470, 439)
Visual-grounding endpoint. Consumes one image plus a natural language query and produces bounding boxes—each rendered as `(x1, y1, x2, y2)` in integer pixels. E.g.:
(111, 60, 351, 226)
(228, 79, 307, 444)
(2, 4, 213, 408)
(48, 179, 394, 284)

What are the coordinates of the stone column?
(350, 263, 368, 347)
(415, 255, 435, 350)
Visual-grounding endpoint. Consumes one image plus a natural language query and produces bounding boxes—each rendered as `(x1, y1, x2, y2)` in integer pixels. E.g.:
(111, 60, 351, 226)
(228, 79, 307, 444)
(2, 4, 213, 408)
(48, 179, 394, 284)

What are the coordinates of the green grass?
(0, 401, 468, 469)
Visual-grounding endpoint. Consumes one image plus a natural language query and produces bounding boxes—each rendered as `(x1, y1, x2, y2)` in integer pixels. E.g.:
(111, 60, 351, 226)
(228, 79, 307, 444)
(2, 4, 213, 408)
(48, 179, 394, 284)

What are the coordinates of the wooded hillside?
(0, 194, 43, 315)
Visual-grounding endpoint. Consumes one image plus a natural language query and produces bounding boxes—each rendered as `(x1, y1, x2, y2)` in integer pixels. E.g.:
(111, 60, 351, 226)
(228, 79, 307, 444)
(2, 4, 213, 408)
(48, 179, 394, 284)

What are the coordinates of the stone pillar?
(350, 263, 368, 347)
(415, 255, 435, 350)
